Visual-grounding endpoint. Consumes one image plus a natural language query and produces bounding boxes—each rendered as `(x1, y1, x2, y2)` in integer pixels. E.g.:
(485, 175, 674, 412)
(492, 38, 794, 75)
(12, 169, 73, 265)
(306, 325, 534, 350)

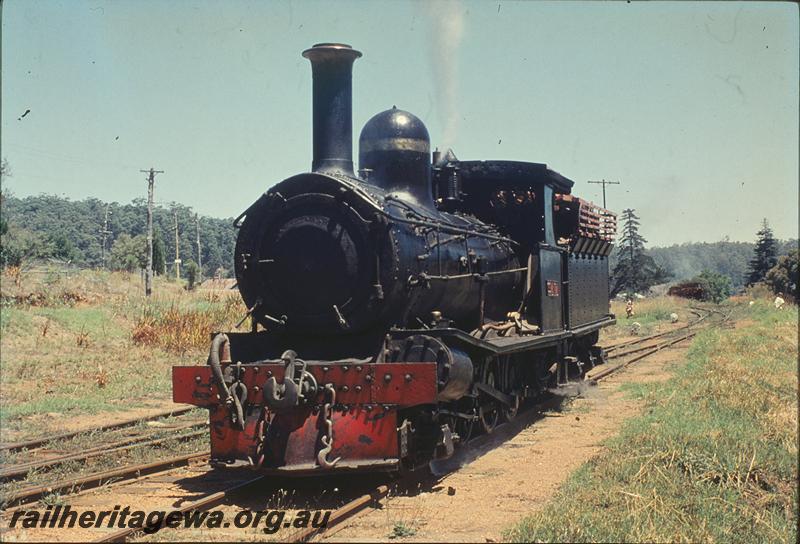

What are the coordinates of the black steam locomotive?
(173, 43, 616, 473)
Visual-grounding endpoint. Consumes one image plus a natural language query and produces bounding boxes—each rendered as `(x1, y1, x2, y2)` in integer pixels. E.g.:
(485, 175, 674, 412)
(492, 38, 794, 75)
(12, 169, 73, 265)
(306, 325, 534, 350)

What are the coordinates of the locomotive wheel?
(478, 362, 500, 434)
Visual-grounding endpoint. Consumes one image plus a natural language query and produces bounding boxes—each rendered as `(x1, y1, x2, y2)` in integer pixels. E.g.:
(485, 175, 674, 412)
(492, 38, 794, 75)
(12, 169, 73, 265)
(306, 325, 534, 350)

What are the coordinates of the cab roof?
(457, 160, 575, 193)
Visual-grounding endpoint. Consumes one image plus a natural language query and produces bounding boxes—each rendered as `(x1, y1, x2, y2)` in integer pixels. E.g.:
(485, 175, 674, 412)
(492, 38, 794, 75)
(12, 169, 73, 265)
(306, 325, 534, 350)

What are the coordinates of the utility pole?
(99, 204, 112, 268)
(139, 168, 164, 296)
(172, 206, 181, 281)
(587, 179, 620, 209)
(195, 213, 202, 283)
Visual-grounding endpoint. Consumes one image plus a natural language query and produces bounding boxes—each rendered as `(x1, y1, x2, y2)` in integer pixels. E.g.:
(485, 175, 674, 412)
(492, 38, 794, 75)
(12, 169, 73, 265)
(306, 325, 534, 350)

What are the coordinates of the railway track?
(593, 307, 730, 383)
(0, 408, 207, 508)
(0, 406, 197, 454)
(591, 327, 699, 382)
(1, 307, 729, 542)
(91, 473, 267, 543)
(1, 451, 209, 508)
(602, 306, 709, 355)
(293, 485, 390, 543)
(0, 424, 205, 482)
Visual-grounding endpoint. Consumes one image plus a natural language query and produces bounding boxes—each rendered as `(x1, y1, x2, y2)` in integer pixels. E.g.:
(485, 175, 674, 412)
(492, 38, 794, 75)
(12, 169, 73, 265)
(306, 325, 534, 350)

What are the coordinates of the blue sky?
(2, 0, 797, 246)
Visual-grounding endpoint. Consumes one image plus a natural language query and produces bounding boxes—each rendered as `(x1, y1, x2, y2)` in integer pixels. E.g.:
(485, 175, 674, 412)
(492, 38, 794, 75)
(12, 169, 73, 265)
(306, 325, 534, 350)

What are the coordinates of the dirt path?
(326, 346, 687, 543)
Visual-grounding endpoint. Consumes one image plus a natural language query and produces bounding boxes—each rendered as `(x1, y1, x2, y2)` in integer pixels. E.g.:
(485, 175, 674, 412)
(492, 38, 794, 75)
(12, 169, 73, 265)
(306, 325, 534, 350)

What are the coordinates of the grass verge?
(505, 300, 798, 543)
(0, 269, 245, 438)
(604, 296, 693, 341)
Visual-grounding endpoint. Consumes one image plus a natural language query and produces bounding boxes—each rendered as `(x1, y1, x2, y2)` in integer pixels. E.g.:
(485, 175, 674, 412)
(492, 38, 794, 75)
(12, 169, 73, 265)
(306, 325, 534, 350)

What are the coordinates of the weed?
(8, 266, 23, 287)
(40, 318, 50, 337)
(76, 326, 90, 347)
(131, 295, 244, 354)
(389, 522, 417, 539)
(95, 365, 108, 388)
(40, 492, 65, 507)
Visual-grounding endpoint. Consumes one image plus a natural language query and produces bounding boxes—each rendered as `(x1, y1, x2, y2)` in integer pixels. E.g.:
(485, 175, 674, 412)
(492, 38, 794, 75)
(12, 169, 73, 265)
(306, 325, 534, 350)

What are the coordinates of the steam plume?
(423, 1, 465, 149)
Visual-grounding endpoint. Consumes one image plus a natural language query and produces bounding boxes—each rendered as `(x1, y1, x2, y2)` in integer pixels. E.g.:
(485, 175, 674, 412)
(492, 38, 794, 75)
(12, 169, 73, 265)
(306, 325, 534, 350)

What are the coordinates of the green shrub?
(696, 269, 732, 303)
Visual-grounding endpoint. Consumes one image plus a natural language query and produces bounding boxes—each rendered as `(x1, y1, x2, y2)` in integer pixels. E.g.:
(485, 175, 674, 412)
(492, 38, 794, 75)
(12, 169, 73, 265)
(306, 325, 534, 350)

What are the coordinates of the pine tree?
(610, 209, 670, 297)
(746, 218, 778, 286)
(765, 249, 798, 300)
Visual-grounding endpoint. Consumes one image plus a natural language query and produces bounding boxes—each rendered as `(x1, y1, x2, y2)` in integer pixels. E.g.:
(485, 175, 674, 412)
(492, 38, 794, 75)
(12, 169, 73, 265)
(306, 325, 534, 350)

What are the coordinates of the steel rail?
(592, 308, 730, 383)
(0, 406, 196, 453)
(603, 311, 707, 353)
(91, 475, 267, 543)
(55, 420, 204, 458)
(0, 427, 205, 481)
(606, 333, 698, 361)
(591, 331, 698, 382)
(0, 462, 204, 519)
(293, 484, 390, 543)
(2, 451, 208, 507)
(1, 420, 202, 469)
(603, 328, 680, 353)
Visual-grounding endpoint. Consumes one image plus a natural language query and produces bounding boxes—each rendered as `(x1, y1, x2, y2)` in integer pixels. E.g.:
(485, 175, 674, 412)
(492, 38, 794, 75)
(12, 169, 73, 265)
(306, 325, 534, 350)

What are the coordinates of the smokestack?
(302, 43, 362, 176)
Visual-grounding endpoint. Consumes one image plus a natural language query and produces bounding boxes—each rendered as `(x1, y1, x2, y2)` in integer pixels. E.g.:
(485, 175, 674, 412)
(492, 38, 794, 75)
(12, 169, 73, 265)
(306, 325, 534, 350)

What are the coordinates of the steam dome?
(359, 107, 433, 206)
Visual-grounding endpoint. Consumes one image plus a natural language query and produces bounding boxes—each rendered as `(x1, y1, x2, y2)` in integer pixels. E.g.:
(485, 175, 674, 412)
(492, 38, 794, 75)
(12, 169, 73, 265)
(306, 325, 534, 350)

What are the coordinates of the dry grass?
(602, 295, 694, 342)
(131, 293, 243, 355)
(0, 268, 244, 441)
(506, 299, 798, 543)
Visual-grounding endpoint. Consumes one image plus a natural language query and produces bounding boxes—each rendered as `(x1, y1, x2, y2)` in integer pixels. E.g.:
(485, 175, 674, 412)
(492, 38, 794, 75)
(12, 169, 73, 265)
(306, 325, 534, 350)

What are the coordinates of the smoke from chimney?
(423, 1, 465, 149)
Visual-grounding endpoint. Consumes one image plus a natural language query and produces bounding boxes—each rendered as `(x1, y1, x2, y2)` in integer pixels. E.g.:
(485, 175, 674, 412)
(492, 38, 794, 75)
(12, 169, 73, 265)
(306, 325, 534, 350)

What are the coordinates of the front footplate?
(173, 361, 437, 472)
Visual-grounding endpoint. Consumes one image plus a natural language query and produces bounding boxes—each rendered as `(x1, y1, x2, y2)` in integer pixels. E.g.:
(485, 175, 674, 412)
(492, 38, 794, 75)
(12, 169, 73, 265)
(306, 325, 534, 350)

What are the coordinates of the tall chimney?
(302, 43, 362, 176)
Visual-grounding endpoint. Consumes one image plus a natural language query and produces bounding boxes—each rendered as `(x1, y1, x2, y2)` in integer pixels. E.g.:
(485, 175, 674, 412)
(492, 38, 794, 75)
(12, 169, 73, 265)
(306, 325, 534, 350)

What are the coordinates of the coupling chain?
(228, 361, 247, 430)
(317, 383, 341, 469)
(250, 405, 269, 469)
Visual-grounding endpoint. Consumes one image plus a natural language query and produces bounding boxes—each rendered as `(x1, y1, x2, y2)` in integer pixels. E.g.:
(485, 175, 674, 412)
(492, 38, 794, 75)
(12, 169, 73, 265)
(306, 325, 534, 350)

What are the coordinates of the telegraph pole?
(587, 179, 620, 209)
(172, 207, 181, 281)
(99, 204, 112, 268)
(195, 213, 202, 283)
(139, 168, 164, 296)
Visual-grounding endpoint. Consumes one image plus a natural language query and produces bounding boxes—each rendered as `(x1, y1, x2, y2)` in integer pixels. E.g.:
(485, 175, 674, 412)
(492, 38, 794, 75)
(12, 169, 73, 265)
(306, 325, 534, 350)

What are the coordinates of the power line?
(140, 168, 164, 297)
(587, 179, 620, 209)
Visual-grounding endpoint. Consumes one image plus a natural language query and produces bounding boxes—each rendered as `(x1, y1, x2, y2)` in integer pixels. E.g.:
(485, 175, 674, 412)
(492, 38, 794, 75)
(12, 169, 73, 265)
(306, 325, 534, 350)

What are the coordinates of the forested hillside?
(610, 239, 796, 291)
(1, 193, 796, 286)
(1, 194, 236, 278)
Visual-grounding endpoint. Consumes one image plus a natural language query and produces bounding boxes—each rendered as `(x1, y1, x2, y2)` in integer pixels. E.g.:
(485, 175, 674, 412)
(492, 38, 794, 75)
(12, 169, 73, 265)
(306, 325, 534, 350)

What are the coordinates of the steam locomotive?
(173, 44, 617, 474)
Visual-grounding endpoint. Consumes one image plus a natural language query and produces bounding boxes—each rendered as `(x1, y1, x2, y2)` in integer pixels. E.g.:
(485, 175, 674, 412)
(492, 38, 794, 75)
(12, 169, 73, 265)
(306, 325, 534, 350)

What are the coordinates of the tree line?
(1, 173, 796, 299)
(0, 192, 237, 280)
(610, 209, 797, 302)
